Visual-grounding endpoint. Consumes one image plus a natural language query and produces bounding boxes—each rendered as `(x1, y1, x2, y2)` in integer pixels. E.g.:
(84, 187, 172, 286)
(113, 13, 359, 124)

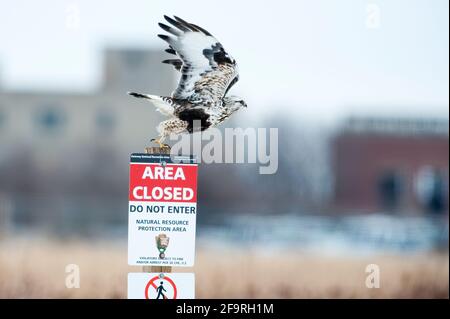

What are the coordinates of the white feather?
(143, 94, 174, 116)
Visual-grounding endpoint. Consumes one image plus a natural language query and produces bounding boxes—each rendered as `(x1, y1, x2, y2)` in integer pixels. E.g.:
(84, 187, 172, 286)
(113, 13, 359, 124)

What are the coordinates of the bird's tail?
(127, 92, 174, 116)
(128, 92, 159, 100)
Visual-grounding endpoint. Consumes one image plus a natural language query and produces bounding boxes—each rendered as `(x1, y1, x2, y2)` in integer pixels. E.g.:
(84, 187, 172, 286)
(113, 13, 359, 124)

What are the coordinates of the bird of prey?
(128, 15, 246, 148)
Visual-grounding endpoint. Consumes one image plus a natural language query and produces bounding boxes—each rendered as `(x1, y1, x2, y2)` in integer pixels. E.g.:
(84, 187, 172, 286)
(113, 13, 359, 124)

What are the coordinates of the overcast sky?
(0, 0, 448, 121)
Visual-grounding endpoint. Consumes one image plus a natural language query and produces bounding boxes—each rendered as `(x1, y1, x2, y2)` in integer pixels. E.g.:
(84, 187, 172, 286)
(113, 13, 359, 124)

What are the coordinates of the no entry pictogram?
(145, 275, 178, 299)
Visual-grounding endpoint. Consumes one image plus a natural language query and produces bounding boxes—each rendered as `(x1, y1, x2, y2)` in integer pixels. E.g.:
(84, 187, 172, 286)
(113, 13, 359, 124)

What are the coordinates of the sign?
(128, 273, 195, 299)
(128, 153, 198, 267)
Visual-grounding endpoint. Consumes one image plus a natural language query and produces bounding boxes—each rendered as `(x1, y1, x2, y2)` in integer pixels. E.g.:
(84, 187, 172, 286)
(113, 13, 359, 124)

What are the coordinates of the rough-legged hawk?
(128, 15, 246, 148)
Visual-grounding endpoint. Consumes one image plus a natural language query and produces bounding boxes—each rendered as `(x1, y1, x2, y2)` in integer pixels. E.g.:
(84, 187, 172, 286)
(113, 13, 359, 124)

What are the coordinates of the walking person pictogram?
(145, 275, 178, 299)
(156, 281, 167, 299)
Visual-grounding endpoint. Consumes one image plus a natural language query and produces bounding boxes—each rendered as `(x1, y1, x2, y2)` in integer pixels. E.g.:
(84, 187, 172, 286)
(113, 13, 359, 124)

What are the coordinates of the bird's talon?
(150, 138, 170, 150)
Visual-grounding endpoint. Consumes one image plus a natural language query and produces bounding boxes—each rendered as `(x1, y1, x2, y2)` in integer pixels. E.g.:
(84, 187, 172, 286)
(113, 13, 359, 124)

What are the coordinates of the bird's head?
(223, 96, 247, 113)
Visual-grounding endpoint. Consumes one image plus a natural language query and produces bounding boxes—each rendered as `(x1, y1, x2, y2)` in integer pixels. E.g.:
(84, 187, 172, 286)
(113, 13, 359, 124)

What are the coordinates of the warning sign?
(128, 153, 198, 267)
(128, 273, 195, 299)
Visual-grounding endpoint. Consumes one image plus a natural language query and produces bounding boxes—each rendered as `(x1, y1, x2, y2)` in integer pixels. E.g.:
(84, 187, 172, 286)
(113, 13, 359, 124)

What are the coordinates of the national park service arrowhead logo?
(155, 233, 170, 259)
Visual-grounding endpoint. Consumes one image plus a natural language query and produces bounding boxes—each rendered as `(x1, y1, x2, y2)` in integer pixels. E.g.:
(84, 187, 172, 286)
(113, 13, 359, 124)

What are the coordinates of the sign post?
(144, 147, 171, 273)
(128, 147, 197, 299)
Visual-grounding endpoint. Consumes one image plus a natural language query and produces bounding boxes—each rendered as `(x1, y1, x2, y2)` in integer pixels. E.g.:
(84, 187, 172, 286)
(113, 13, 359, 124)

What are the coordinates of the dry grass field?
(0, 237, 448, 298)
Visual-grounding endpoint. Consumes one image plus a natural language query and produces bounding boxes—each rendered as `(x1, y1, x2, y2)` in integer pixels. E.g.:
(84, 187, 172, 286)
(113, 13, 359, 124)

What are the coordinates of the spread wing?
(158, 15, 239, 104)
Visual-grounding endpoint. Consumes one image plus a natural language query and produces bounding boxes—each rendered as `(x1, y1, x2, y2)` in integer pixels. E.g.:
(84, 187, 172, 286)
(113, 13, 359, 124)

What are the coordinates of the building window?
(377, 170, 404, 212)
(123, 51, 146, 69)
(96, 109, 115, 134)
(0, 108, 5, 129)
(415, 167, 447, 215)
(36, 105, 66, 134)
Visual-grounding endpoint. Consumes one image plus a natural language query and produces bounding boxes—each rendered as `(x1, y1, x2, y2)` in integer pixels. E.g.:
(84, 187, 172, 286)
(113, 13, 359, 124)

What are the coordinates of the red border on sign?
(129, 163, 198, 203)
(145, 275, 178, 299)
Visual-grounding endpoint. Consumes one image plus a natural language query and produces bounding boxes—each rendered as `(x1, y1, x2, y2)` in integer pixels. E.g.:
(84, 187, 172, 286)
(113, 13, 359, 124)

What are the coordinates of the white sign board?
(128, 273, 195, 299)
(128, 154, 198, 267)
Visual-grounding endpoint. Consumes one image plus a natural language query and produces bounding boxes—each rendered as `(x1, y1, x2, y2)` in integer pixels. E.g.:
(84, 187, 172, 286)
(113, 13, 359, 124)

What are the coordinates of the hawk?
(128, 15, 246, 148)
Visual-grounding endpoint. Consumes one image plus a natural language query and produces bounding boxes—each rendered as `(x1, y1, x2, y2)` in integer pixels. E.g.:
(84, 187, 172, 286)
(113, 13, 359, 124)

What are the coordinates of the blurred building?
(0, 48, 176, 234)
(332, 117, 449, 215)
(0, 48, 175, 160)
